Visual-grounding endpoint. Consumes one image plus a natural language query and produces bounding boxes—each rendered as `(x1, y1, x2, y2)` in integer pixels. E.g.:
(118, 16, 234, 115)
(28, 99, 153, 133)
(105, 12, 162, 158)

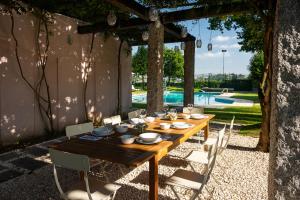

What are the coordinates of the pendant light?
(107, 11, 117, 26)
(181, 27, 188, 38)
(207, 29, 213, 51)
(196, 20, 202, 48)
(180, 42, 185, 50)
(148, 7, 159, 21)
(142, 31, 149, 41)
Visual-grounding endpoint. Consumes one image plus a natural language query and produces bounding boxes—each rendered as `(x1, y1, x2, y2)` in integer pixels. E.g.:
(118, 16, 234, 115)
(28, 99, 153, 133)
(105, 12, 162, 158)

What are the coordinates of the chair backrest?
(128, 109, 143, 119)
(205, 125, 225, 181)
(66, 122, 94, 139)
(49, 149, 93, 200)
(49, 148, 90, 172)
(217, 124, 226, 147)
(223, 116, 235, 149)
(103, 115, 121, 125)
(182, 107, 204, 114)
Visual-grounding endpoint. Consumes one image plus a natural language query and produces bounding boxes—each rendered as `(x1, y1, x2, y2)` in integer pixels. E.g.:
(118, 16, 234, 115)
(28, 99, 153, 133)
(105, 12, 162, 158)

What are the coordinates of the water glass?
(187, 104, 194, 114)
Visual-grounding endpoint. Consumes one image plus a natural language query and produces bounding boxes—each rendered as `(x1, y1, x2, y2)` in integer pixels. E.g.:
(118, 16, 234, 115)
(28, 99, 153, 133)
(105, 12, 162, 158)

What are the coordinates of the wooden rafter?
(161, 1, 258, 23)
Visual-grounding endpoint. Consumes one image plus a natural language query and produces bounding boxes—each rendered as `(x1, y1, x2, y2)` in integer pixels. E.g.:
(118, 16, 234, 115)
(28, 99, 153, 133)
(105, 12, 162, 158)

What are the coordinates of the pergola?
(19, 0, 267, 114)
(5, 0, 300, 199)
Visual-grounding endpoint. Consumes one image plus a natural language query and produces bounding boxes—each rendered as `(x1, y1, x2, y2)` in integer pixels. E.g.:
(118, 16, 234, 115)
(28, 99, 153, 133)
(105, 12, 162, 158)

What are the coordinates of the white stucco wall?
(0, 11, 132, 146)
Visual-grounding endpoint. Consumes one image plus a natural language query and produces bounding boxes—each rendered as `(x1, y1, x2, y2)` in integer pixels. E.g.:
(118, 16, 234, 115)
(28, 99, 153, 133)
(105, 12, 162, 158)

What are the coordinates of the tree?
(163, 48, 184, 85)
(248, 51, 264, 85)
(132, 46, 148, 89)
(208, 1, 276, 152)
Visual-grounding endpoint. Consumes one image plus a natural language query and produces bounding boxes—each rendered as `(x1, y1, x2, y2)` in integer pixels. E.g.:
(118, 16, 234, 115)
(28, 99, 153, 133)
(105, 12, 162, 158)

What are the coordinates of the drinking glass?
(187, 104, 194, 114)
(139, 109, 147, 119)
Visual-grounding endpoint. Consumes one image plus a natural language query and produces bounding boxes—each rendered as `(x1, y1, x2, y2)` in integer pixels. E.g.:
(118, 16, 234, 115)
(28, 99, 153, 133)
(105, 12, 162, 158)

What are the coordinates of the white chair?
(185, 125, 226, 171)
(65, 123, 109, 181)
(128, 109, 143, 119)
(166, 135, 220, 200)
(66, 122, 94, 140)
(204, 116, 235, 166)
(49, 148, 120, 200)
(183, 107, 204, 114)
(102, 115, 121, 125)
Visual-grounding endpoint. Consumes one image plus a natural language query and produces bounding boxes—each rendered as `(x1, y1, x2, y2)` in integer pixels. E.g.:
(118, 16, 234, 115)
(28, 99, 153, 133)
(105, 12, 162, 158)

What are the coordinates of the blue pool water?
(132, 91, 234, 106)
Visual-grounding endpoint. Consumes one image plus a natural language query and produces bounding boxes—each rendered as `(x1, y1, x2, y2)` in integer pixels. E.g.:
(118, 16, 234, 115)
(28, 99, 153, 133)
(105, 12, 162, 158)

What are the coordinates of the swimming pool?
(132, 91, 234, 106)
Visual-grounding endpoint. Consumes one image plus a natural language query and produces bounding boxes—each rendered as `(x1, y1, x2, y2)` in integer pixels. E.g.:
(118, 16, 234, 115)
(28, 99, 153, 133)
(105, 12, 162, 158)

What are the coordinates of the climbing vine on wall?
(6, 5, 55, 134)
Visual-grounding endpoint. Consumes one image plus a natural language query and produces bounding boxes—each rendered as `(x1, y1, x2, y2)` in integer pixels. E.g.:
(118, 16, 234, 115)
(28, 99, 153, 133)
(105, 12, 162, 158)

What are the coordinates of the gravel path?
(0, 130, 269, 200)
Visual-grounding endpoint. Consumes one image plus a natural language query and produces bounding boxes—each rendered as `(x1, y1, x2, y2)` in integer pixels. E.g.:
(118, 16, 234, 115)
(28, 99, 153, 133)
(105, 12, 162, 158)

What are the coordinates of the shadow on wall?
(0, 10, 131, 146)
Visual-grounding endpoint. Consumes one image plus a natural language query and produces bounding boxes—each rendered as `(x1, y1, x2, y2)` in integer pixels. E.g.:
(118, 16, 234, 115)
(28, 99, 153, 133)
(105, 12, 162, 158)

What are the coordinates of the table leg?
(204, 123, 209, 141)
(149, 155, 158, 200)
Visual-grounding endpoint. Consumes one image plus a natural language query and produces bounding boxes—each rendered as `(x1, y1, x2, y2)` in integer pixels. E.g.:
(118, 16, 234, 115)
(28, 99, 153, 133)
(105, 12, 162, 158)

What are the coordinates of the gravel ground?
(0, 130, 269, 200)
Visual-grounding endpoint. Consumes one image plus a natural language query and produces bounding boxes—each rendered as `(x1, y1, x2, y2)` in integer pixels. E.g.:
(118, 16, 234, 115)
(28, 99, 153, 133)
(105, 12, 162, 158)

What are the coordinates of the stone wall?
(269, 0, 300, 199)
(0, 11, 132, 146)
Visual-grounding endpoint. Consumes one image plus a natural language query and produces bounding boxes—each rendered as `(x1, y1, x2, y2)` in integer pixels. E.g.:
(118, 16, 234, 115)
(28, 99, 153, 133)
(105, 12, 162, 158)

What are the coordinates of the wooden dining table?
(49, 114, 215, 200)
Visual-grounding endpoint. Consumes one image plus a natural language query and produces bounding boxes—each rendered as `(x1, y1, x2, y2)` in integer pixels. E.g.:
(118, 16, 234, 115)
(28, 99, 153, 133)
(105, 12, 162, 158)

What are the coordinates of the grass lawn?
(131, 91, 262, 137)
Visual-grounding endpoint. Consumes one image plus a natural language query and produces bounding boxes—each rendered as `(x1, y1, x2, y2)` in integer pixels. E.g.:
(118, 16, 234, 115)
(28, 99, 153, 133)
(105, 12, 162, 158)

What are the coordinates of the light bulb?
(149, 7, 159, 21)
(107, 11, 117, 26)
(181, 27, 188, 38)
(142, 31, 149, 41)
(208, 43, 212, 51)
(181, 42, 185, 50)
(196, 39, 202, 48)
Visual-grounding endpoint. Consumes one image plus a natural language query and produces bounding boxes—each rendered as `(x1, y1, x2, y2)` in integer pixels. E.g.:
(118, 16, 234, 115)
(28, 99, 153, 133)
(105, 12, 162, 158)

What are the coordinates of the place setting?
(79, 125, 114, 141)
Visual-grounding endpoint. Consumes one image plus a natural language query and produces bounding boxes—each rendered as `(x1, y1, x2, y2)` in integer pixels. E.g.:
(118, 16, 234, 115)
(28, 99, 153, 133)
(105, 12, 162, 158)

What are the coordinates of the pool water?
(132, 91, 234, 106)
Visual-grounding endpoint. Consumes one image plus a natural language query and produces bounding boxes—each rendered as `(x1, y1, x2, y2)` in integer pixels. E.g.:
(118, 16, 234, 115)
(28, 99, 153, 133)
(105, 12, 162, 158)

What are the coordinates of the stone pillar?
(146, 23, 164, 113)
(184, 40, 195, 106)
(269, 0, 300, 199)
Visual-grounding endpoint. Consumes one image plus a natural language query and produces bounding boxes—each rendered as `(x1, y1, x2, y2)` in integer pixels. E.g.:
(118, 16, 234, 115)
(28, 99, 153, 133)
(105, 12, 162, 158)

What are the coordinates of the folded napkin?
(79, 135, 102, 141)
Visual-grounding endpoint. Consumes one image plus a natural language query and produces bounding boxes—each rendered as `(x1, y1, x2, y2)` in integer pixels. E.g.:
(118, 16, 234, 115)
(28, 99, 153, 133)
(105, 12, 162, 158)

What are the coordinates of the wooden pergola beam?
(161, 2, 256, 23)
(77, 18, 149, 34)
(102, 0, 149, 21)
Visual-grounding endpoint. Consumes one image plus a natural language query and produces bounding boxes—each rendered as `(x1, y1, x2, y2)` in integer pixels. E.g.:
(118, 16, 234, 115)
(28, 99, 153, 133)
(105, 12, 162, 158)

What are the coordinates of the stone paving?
(0, 138, 64, 183)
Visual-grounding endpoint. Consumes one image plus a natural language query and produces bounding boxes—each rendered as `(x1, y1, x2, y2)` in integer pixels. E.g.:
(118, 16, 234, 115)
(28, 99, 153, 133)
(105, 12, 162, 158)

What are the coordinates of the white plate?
(93, 127, 114, 136)
(190, 114, 207, 119)
(130, 118, 145, 125)
(136, 137, 162, 145)
(171, 122, 193, 129)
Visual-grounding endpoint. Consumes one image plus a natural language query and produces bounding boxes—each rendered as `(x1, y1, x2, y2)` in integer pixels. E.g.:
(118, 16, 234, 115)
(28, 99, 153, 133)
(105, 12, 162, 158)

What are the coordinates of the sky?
(132, 19, 253, 76)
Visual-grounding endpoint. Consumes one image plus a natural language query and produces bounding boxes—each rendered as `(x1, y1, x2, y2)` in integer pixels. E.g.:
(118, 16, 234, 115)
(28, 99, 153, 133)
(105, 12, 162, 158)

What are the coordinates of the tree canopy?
(132, 46, 184, 86)
(208, 14, 264, 53)
(163, 48, 184, 84)
(248, 51, 264, 84)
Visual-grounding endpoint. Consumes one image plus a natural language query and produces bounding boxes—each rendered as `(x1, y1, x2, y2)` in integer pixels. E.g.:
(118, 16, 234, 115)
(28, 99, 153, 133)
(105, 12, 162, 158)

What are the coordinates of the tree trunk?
(256, 15, 274, 152)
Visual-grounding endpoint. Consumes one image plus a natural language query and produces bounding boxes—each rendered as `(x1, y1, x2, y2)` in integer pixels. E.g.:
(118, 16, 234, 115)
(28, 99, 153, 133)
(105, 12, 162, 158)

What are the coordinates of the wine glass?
(139, 109, 147, 119)
(187, 104, 194, 115)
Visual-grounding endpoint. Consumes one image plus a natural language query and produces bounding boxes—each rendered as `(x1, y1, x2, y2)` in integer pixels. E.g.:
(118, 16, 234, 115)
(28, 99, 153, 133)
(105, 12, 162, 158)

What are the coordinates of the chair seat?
(205, 137, 226, 148)
(185, 150, 209, 164)
(66, 177, 120, 200)
(166, 169, 205, 190)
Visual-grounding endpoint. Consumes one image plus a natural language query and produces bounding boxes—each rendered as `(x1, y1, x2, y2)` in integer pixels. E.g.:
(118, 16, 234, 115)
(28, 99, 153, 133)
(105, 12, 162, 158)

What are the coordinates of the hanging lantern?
(196, 39, 202, 48)
(112, 32, 119, 40)
(155, 20, 161, 28)
(107, 11, 117, 26)
(181, 27, 188, 38)
(174, 46, 179, 51)
(208, 43, 212, 51)
(181, 42, 185, 50)
(142, 31, 149, 41)
(148, 7, 159, 21)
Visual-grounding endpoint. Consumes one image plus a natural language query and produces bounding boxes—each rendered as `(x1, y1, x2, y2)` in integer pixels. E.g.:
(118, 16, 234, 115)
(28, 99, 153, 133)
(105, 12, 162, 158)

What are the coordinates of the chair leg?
(170, 186, 181, 200)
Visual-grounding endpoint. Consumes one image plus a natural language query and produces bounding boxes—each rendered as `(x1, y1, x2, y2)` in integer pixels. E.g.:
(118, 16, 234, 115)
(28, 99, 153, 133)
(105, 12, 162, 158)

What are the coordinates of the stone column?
(269, 0, 300, 199)
(184, 40, 195, 106)
(146, 23, 164, 114)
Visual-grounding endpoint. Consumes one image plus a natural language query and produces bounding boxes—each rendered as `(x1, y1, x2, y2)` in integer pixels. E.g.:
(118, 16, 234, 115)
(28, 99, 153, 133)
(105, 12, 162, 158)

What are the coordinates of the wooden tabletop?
(49, 114, 215, 167)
